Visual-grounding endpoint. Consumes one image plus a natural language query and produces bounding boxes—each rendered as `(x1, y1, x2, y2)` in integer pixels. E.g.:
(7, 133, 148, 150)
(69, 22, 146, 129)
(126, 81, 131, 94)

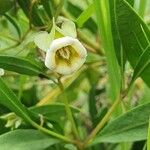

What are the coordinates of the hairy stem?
(58, 77, 79, 139)
(29, 119, 74, 143)
(83, 95, 121, 147)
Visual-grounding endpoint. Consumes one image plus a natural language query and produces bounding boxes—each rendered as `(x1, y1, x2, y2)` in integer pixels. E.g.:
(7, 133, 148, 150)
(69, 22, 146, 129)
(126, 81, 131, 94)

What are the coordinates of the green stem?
(55, 0, 66, 19)
(83, 95, 121, 147)
(58, 77, 79, 139)
(29, 119, 74, 143)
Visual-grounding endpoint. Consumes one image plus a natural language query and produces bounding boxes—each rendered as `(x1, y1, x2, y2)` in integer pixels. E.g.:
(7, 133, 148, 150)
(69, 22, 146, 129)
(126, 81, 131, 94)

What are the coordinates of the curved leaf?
(114, 0, 150, 87)
(66, 1, 97, 33)
(130, 46, 150, 87)
(4, 14, 21, 39)
(92, 103, 150, 144)
(76, 3, 94, 28)
(0, 129, 59, 150)
(0, 77, 34, 123)
(16, 0, 44, 26)
(0, 55, 46, 76)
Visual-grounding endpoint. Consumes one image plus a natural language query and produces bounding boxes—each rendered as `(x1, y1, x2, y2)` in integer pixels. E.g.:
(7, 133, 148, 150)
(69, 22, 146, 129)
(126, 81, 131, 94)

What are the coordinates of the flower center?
(57, 46, 70, 60)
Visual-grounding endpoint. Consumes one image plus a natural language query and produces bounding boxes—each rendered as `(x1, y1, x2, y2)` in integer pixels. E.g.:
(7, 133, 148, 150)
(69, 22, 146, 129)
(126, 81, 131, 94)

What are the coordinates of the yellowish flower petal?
(45, 36, 87, 75)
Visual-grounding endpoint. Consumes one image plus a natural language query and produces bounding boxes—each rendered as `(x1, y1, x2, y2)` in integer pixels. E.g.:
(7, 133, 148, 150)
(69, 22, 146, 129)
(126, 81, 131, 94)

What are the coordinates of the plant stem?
(55, 0, 66, 20)
(29, 119, 74, 143)
(58, 77, 79, 139)
(83, 95, 121, 147)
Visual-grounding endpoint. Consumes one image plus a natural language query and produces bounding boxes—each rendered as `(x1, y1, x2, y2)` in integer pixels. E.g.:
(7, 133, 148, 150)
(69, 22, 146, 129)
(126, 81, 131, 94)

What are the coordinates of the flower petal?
(71, 39, 87, 58)
(49, 36, 75, 53)
(45, 36, 87, 75)
(0, 68, 4, 76)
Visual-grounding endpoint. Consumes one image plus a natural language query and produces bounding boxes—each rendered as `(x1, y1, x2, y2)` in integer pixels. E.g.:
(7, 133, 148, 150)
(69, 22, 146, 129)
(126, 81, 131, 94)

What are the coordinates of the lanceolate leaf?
(0, 55, 46, 76)
(92, 103, 150, 144)
(4, 14, 21, 39)
(0, 129, 59, 150)
(76, 3, 94, 28)
(94, 0, 120, 100)
(114, 0, 150, 87)
(0, 77, 34, 123)
(17, 0, 44, 26)
(88, 85, 98, 127)
(41, 0, 54, 19)
(109, 0, 126, 67)
(129, 46, 150, 87)
(66, 1, 97, 34)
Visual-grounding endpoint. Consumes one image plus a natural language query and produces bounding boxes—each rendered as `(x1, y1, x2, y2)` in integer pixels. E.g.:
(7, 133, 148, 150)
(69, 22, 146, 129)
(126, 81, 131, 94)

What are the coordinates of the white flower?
(45, 36, 87, 75)
(0, 68, 4, 76)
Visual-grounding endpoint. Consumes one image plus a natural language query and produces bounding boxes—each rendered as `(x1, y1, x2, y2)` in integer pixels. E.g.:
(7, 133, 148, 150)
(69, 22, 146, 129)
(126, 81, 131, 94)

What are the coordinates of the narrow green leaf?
(0, 77, 34, 123)
(130, 46, 150, 87)
(0, 55, 45, 76)
(114, 0, 150, 87)
(0, 78, 70, 143)
(94, 0, 120, 100)
(17, 0, 44, 26)
(76, 3, 94, 27)
(109, 0, 126, 68)
(92, 103, 150, 144)
(41, 0, 53, 19)
(88, 85, 98, 127)
(66, 1, 97, 33)
(4, 14, 21, 39)
(109, 0, 134, 89)
(0, 129, 59, 150)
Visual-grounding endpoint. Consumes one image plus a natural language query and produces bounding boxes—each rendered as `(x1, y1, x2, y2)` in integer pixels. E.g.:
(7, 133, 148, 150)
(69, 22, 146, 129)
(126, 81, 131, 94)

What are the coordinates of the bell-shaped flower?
(45, 36, 87, 75)
(34, 17, 87, 75)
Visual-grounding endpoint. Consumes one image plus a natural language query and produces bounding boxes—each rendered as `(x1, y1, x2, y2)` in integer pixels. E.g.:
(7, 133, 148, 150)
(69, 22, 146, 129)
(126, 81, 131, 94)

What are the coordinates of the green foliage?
(94, 0, 120, 100)
(0, 129, 59, 150)
(113, 0, 150, 87)
(31, 104, 79, 123)
(4, 14, 21, 39)
(76, 3, 94, 28)
(0, 55, 46, 77)
(93, 102, 150, 144)
(0, 0, 150, 149)
(0, 0, 14, 15)
(0, 77, 35, 123)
